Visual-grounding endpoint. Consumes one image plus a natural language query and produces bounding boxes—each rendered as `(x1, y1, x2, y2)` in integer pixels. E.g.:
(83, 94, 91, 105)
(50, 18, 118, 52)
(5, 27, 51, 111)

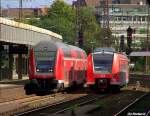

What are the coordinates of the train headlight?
(36, 69, 40, 72)
(48, 69, 53, 72)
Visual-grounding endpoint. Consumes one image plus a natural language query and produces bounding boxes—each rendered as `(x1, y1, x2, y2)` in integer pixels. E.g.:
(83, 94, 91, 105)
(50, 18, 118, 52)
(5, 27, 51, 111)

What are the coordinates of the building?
(1, 7, 48, 19)
(73, 0, 148, 49)
(73, 0, 146, 7)
(73, 0, 111, 7)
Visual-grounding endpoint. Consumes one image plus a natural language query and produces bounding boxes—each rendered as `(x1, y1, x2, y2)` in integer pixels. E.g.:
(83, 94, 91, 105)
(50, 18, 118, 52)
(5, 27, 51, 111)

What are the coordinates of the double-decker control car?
(25, 40, 87, 94)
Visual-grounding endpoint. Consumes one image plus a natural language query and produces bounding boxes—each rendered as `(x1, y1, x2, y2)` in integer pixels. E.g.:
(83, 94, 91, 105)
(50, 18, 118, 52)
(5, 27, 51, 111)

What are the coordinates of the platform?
(0, 76, 28, 89)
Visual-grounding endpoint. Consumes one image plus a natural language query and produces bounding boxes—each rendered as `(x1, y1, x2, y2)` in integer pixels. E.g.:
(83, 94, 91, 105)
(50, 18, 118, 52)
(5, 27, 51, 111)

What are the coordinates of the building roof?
(0, 17, 62, 40)
(129, 52, 150, 56)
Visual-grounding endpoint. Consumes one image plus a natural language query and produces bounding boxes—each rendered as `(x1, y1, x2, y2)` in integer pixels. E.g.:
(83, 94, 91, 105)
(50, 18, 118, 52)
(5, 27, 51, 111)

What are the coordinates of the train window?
(64, 50, 71, 58)
(120, 60, 128, 71)
(34, 51, 56, 58)
(77, 51, 82, 59)
(93, 54, 113, 73)
(82, 52, 86, 59)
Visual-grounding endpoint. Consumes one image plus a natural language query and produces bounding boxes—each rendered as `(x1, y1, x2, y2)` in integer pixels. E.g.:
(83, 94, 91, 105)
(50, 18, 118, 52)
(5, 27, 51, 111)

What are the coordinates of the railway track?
(115, 92, 150, 116)
(15, 93, 111, 116)
(0, 92, 66, 115)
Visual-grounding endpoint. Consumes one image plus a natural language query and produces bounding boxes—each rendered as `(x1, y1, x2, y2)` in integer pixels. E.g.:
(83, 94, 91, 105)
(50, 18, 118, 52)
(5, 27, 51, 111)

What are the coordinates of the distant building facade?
(1, 7, 48, 19)
(73, 0, 146, 7)
(72, 0, 148, 49)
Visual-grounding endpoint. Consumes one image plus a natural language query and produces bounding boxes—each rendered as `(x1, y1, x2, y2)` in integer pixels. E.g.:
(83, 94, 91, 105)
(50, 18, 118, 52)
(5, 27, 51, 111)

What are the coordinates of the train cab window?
(34, 51, 56, 73)
(77, 51, 82, 59)
(93, 54, 113, 73)
(36, 60, 54, 71)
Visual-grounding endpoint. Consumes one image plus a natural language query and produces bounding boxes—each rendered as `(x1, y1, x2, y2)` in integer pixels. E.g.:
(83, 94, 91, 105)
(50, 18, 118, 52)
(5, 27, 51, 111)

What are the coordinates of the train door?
(119, 56, 129, 86)
(63, 59, 69, 87)
(76, 51, 82, 84)
(72, 60, 75, 83)
(63, 50, 72, 87)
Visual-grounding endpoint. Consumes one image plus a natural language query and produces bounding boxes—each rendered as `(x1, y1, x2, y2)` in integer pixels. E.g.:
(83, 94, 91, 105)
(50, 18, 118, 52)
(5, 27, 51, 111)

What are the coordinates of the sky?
(1, 0, 75, 8)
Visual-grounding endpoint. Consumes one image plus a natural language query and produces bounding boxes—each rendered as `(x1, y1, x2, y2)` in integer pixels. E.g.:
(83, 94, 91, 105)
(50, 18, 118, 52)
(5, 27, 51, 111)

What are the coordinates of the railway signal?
(120, 35, 124, 52)
(127, 26, 133, 50)
(147, 0, 150, 5)
(78, 31, 83, 48)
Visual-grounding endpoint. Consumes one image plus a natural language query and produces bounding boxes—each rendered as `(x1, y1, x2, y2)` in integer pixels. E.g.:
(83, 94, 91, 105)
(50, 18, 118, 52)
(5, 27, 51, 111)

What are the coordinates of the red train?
(25, 40, 87, 94)
(87, 48, 129, 91)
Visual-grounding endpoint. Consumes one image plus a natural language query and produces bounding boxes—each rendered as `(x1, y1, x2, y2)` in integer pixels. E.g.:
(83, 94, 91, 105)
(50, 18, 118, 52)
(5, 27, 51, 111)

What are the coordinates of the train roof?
(93, 48, 127, 56)
(34, 40, 84, 52)
(94, 47, 115, 53)
(68, 45, 85, 52)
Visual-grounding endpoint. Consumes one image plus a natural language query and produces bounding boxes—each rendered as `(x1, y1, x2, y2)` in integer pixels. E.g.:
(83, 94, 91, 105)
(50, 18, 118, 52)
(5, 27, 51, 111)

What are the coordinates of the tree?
(22, 1, 103, 53)
(23, 0, 76, 44)
(77, 6, 102, 52)
(42, 0, 76, 44)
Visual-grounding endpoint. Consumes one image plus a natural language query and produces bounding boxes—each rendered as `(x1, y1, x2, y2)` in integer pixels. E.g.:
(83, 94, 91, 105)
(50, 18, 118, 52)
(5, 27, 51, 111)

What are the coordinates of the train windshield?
(93, 54, 113, 73)
(34, 51, 56, 73)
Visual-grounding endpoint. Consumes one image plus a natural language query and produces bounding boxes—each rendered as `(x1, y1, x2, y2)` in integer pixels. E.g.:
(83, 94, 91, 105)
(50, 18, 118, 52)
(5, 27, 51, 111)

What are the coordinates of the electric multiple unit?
(87, 48, 129, 91)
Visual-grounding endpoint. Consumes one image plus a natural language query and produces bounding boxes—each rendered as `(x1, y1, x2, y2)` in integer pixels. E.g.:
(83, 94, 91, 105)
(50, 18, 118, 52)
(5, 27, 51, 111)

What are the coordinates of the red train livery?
(87, 48, 129, 91)
(25, 40, 87, 94)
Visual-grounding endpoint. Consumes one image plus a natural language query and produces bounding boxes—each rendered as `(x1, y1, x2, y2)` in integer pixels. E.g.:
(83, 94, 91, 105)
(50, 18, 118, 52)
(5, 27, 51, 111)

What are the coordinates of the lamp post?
(0, 0, 1, 16)
(19, 0, 23, 20)
(145, 1, 150, 73)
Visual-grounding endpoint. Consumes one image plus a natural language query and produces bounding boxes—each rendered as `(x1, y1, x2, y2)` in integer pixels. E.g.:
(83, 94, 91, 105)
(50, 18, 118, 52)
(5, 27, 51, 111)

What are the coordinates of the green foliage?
(68, 104, 79, 111)
(22, 0, 76, 44)
(21, 18, 41, 26)
(139, 28, 146, 34)
(96, 100, 105, 107)
(45, 0, 76, 44)
(130, 57, 145, 72)
(22, 0, 104, 52)
(77, 7, 102, 52)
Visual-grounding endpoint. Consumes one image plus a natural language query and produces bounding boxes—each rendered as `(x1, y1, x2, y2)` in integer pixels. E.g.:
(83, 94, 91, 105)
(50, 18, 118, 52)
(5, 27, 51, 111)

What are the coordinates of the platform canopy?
(129, 51, 150, 56)
(0, 17, 62, 45)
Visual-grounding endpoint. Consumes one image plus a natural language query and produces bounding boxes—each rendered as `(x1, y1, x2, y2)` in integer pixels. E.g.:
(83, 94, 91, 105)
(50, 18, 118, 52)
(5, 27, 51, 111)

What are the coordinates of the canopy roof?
(0, 17, 62, 45)
(129, 52, 150, 56)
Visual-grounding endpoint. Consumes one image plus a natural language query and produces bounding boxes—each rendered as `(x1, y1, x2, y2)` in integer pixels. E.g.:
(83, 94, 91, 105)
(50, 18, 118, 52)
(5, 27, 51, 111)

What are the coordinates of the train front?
(87, 50, 114, 91)
(26, 41, 57, 93)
